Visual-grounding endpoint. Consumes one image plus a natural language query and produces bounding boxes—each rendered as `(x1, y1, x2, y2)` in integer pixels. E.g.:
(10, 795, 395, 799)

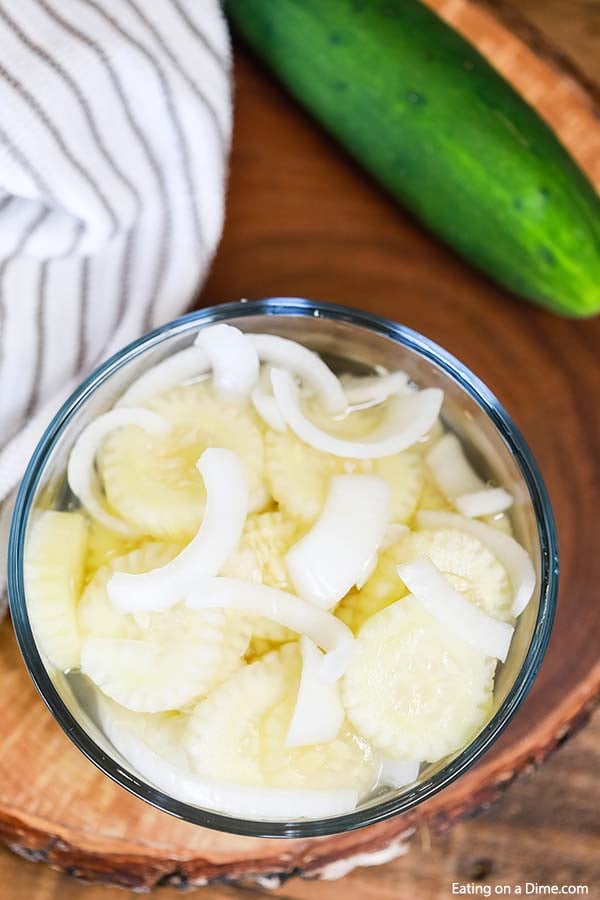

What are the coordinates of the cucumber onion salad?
(24, 324, 536, 821)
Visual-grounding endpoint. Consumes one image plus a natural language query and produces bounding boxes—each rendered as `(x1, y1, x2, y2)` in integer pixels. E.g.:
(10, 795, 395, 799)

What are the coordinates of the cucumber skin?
(226, 0, 600, 317)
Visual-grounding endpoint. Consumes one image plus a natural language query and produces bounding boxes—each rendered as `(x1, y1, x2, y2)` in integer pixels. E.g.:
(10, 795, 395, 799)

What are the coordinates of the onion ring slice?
(271, 368, 443, 459)
(107, 449, 248, 612)
(286, 474, 390, 610)
(249, 333, 347, 414)
(185, 578, 354, 682)
(285, 636, 345, 748)
(100, 700, 358, 820)
(117, 346, 210, 407)
(426, 433, 483, 498)
(378, 757, 420, 789)
(398, 557, 513, 661)
(195, 324, 259, 401)
(415, 510, 536, 616)
(251, 366, 286, 431)
(67, 408, 169, 536)
(455, 487, 513, 518)
(427, 433, 514, 517)
(342, 371, 411, 407)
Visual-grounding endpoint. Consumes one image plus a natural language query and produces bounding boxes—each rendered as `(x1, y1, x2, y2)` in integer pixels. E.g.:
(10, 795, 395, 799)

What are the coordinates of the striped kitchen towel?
(0, 0, 233, 613)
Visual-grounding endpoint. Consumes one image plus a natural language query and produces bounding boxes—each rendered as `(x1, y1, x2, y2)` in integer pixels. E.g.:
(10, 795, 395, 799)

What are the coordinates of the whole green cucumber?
(226, 0, 600, 317)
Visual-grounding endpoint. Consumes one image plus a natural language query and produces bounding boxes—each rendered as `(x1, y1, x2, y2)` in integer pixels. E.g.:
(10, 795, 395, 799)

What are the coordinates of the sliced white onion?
(67, 408, 169, 536)
(248, 333, 347, 414)
(342, 371, 411, 407)
(285, 636, 345, 748)
(271, 368, 443, 459)
(356, 553, 378, 590)
(455, 487, 514, 518)
(415, 510, 536, 617)
(397, 557, 514, 661)
(380, 523, 409, 551)
(116, 346, 210, 407)
(108, 449, 248, 613)
(101, 703, 358, 820)
(286, 475, 390, 610)
(252, 388, 286, 431)
(251, 366, 286, 431)
(378, 757, 420, 789)
(185, 578, 354, 682)
(426, 433, 484, 498)
(194, 324, 259, 401)
(426, 433, 514, 519)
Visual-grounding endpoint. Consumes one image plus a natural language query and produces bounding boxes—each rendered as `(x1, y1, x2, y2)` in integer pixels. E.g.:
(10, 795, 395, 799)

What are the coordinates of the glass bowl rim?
(8, 297, 559, 839)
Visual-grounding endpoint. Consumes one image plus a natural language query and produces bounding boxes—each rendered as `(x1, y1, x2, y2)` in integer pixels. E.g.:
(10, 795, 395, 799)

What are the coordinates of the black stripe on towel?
(0, 122, 56, 200)
(0, 207, 51, 450)
(38, 0, 170, 335)
(125, 0, 228, 145)
(24, 260, 50, 417)
(76, 255, 91, 372)
(81, 0, 205, 257)
(0, 57, 119, 236)
(0, 4, 142, 221)
(171, 0, 230, 71)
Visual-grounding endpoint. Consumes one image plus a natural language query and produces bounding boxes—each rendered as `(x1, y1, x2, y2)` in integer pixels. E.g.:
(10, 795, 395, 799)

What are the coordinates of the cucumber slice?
(342, 596, 495, 762)
(24, 511, 88, 669)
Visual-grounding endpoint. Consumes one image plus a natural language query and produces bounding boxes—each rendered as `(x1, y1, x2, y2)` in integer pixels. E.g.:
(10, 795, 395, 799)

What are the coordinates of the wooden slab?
(1, 704, 598, 898)
(2, 1, 600, 890)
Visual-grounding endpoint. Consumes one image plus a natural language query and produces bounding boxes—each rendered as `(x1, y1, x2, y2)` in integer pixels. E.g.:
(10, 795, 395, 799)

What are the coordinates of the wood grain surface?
(1, 0, 599, 895)
(1, 712, 597, 899)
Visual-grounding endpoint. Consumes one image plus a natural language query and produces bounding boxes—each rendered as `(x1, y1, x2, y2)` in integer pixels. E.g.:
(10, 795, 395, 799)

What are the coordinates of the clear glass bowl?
(8, 298, 558, 839)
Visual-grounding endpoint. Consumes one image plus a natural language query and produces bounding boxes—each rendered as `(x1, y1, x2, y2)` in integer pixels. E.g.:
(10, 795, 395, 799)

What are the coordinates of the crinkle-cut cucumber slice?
(265, 427, 423, 525)
(264, 428, 339, 523)
(24, 510, 88, 670)
(81, 604, 250, 714)
(80, 543, 250, 712)
(234, 512, 303, 651)
(78, 541, 181, 640)
(221, 511, 300, 590)
(100, 382, 268, 541)
(185, 643, 376, 794)
(84, 519, 144, 583)
(99, 696, 359, 819)
(342, 595, 496, 762)
(244, 633, 299, 662)
(98, 698, 191, 768)
(395, 527, 513, 622)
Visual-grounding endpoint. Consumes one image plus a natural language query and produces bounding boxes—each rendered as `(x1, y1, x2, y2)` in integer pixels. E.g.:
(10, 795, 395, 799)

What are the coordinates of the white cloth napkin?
(0, 0, 233, 612)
